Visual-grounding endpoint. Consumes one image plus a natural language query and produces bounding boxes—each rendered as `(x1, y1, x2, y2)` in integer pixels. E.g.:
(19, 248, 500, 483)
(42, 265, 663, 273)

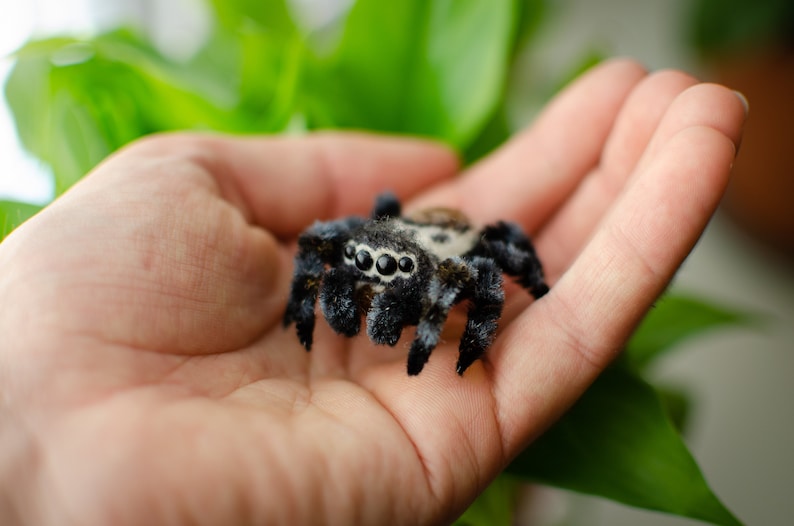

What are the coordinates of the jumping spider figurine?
(283, 192, 549, 376)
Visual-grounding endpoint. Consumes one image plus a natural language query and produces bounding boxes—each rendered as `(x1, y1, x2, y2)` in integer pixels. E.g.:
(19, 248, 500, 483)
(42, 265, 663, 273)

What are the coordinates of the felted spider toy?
(283, 192, 549, 376)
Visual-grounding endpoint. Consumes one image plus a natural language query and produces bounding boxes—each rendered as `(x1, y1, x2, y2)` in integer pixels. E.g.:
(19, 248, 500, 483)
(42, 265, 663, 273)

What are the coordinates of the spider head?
(343, 241, 421, 285)
(342, 220, 429, 287)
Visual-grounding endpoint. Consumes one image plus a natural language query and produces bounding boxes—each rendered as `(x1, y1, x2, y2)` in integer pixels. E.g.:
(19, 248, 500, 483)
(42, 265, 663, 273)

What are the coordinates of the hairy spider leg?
(283, 249, 323, 350)
(406, 258, 472, 376)
(366, 285, 423, 346)
(457, 256, 505, 375)
(319, 265, 362, 337)
(470, 221, 550, 299)
(371, 191, 401, 220)
(283, 217, 364, 350)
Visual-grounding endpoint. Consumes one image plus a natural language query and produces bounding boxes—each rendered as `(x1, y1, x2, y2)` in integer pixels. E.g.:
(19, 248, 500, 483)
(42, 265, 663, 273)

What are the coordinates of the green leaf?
(508, 366, 742, 526)
(203, 0, 308, 129)
(511, 0, 550, 57)
(5, 31, 248, 194)
(1, 200, 42, 241)
(454, 474, 520, 526)
(234, 30, 307, 131)
(656, 384, 693, 433)
(688, 0, 794, 54)
(209, 0, 297, 36)
(5, 44, 115, 194)
(462, 102, 512, 163)
(626, 294, 754, 370)
(311, 0, 518, 148)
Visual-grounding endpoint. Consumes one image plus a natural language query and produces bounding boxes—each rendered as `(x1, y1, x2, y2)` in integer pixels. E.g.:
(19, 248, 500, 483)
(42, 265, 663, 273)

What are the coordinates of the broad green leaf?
(5, 31, 246, 194)
(626, 294, 753, 370)
(454, 474, 520, 526)
(508, 366, 742, 526)
(234, 29, 307, 131)
(5, 46, 116, 194)
(311, 0, 518, 148)
(656, 384, 693, 433)
(209, 0, 297, 36)
(203, 0, 307, 128)
(1, 200, 42, 241)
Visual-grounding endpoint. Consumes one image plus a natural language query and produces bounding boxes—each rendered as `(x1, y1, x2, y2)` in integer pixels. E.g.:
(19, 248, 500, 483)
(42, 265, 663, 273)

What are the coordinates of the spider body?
(283, 192, 549, 376)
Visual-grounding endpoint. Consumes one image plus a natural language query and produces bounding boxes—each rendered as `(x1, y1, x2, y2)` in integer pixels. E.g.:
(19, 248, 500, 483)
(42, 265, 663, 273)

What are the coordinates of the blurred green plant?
(688, 0, 794, 56)
(1, 200, 42, 240)
(2, 0, 749, 524)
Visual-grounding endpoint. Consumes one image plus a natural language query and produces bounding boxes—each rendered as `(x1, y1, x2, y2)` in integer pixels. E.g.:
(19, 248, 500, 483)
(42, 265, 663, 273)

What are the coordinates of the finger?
(410, 58, 647, 229)
(599, 70, 699, 179)
(130, 132, 460, 238)
(492, 124, 741, 453)
(635, 83, 748, 172)
(497, 72, 701, 322)
(537, 82, 748, 280)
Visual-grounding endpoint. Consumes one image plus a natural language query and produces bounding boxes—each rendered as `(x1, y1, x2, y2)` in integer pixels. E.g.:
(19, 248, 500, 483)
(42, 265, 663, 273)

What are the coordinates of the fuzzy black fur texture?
(283, 192, 548, 376)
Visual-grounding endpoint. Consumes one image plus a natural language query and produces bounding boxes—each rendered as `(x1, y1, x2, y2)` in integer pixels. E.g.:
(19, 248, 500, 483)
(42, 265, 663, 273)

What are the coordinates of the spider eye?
(398, 257, 414, 273)
(355, 250, 373, 271)
(376, 254, 397, 276)
(344, 245, 356, 259)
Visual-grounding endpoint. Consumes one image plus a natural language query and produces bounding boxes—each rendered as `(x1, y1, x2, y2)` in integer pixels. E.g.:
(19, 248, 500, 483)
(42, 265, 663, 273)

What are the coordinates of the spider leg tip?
(455, 360, 473, 376)
(534, 283, 550, 299)
(406, 357, 426, 376)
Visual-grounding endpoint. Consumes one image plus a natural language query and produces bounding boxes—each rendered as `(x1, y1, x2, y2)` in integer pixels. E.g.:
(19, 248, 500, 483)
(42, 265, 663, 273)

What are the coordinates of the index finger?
(130, 132, 460, 238)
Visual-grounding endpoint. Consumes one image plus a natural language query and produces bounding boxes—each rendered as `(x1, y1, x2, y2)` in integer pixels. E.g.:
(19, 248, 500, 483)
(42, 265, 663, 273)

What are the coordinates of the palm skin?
(0, 59, 746, 525)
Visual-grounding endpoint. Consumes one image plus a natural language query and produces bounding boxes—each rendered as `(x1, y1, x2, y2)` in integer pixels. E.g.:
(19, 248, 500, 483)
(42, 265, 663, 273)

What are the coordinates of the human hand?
(0, 59, 746, 525)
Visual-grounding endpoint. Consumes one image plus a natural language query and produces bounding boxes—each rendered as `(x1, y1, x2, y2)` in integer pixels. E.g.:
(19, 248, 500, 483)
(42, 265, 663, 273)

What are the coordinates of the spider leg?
(457, 257, 504, 375)
(283, 217, 363, 350)
(407, 258, 471, 375)
(367, 286, 421, 346)
(470, 221, 549, 299)
(319, 266, 362, 337)
(371, 191, 401, 219)
(283, 249, 323, 350)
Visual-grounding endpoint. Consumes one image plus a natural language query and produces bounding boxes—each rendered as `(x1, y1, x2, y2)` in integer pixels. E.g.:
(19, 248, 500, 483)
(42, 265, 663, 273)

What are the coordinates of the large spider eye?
(355, 250, 373, 271)
(376, 254, 397, 276)
(398, 257, 414, 273)
(344, 245, 356, 260)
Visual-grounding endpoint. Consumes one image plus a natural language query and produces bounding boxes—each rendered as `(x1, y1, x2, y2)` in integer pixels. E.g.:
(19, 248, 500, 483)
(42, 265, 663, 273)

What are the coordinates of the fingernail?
(733, 90, 750, 116)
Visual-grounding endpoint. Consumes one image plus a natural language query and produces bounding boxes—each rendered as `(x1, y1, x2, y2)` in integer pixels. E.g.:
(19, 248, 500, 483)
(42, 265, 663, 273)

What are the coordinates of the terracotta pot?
(709, 48, 794, 257)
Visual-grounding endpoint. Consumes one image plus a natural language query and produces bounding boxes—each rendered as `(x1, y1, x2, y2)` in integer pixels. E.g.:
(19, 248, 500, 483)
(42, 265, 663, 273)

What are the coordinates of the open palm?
(0, 60, 746, 525)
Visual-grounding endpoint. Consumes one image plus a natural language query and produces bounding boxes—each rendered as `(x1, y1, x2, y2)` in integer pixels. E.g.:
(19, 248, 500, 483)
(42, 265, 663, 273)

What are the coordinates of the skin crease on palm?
(0, 59, 747, 525)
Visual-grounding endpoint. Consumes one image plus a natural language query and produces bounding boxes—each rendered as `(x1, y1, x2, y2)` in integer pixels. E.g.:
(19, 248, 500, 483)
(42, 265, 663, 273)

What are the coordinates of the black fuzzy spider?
(283, 192, 549, 376)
